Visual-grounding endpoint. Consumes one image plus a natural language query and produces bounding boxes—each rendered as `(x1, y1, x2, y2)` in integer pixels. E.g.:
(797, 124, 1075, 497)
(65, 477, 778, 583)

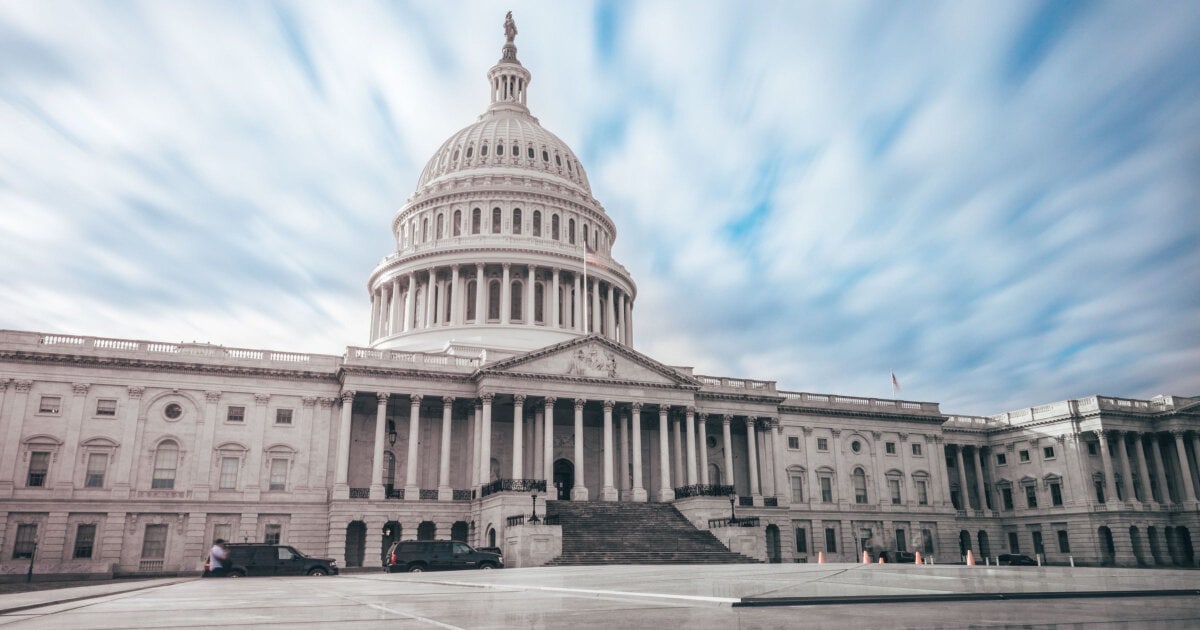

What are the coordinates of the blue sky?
(1, 1, 1198, 415)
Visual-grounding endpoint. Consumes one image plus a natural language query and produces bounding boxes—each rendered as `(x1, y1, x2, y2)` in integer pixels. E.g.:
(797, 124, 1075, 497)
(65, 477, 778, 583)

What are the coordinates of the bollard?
(1037, 554, 1042, 567)
(1069, 555, 1075, 568)
(984, 556, 989, 566)
(878, 556, 885, 564)
(914, 551, 923, 565)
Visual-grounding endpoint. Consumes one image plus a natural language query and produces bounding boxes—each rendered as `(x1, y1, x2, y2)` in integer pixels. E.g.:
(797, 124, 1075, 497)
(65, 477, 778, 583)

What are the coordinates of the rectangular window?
(1057, 530, 1070, 553)
(816, 438, 828, 451)
(95, 399, 117, 416)
(911, 443, 922, 456)
(1049, 482, 1063, 506)
(1008, 531, 1020, 553)
(1043, 446, 1055, 459)
(787, 436, 800, 450)
(27, 452, 49, 487)
(268, 459, 288, 491)
(1087, 442, 1098, 456)
(916, 480, 928, 505)
(1025, 485, 1038, 508)
(1032, 531, 1045, 556)
(889, 479, 902, 505)
(213, 524, 232, 544)
(1094, 479, 1105, 503)
(264, 524, 281, 545)
(996, 453, 1007, 466)
(795, 528, 807, 553)
(141, 524, 167, 559)
(946, 454, 956, 468)
(854, 475, 868, 504)
(790, 475, 804, 503)
(824, 527, 838, 553)
(885, 442, 896, 455)
(820, 477, 833, 503)
(1002, 487, 1014, 510)
(85, 453, 107, 488)
(1019, 450, 1030, 462)
(896, 528, 907, 552)
(922, 528, 934, 554)
(73, 524, 96, 559)
(275, 409, 293, 425)
(38, 396, 61, 414)
(13, 524, 37, 559)
(226, 406, 245, 423)
(219, 457, 239, 490)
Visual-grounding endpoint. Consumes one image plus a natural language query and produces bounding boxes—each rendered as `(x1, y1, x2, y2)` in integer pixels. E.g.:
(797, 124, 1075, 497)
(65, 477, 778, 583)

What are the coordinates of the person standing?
(208, 539, 229, 577)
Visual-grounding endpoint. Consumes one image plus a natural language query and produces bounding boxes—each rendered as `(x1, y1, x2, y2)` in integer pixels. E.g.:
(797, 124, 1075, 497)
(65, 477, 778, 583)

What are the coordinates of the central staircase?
(542, 501, 760, 566)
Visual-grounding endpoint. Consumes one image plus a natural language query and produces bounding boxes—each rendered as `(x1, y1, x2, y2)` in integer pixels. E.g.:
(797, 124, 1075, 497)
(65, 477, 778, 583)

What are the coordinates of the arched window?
(853, 468, 868, 504)
(552, 214, 560, 240)
(422, 217, 429, 242)
(466, 145, 473, 159)
(568, 218, 576, 244)
(511, 142, 518, 157)
(472, 208, 481, 234)
(511, 281, 523, 321)
(583, 223, 589, 244)
(488, 280, 501, 320)
(512, 208, 522, 235)
(443, 283, 452, 323)
(532, 210, 541, 237)
(492, 207, 502, 234)
(527, 145, 534, 159)
(436, 214, 444, 240)
(151, 441, 179, 489)
(534, 282, 545, 323)
(466, 280, 477, 322)
(496, 142, 504, 156)
(542, 149, 549, 162)
(555, 153, 562, 167)
(453, 210, 462, 236)
(481, 143, 488, 157)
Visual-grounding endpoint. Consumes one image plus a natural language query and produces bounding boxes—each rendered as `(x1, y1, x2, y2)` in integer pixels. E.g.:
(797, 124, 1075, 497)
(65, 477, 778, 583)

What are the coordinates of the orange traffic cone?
(914, 551, 923, 565)
(817, 551, 825, 564)
(878, 556, 885, 564)
(966, 550, 976, 566)
(862, 550, 871, 564)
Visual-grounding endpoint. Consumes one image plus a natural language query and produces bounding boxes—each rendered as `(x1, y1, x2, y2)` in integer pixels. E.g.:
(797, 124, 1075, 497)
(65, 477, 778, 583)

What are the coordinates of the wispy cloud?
(0, 1, 1197, 415)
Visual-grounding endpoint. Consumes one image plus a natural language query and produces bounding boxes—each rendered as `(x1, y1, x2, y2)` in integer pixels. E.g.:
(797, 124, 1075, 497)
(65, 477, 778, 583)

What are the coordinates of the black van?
(385, 540, 503, 573)
(205, 543, 338, 577)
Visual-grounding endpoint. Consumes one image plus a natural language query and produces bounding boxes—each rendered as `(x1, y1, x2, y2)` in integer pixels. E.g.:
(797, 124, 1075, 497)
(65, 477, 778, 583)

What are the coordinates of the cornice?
(1, 351, 340, 383)
(474, 369, 698, 392)
(695, 391, 784, 406)
(370, 244, 635, 290)
(337, 364, 475, 384)
(398, 180, 615, 233)
(779, 402, 949, 425)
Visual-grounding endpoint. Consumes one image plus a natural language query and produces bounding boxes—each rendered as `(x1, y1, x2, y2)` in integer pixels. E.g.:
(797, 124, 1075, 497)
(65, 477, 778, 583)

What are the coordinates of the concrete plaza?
(2, 564, 1199, 628)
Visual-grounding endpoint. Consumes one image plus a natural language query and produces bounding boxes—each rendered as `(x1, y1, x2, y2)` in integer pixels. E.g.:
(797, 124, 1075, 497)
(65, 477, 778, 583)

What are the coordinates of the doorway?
(345, 521, 366, 568)
(554, 459, 575, 500)
(766, 525, 782, 563)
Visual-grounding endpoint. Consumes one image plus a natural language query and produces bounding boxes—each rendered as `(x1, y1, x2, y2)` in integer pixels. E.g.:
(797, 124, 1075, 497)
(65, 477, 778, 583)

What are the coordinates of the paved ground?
(1, 564, 1198, 628)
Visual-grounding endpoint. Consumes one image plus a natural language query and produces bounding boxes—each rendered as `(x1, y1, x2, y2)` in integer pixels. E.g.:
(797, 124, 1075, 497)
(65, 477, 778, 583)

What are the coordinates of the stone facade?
(0, 17, 1196, 578)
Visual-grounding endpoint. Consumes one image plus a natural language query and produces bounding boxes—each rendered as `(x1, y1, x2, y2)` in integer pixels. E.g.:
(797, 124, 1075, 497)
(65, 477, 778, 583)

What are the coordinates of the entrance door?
(554, 459, 574, 500)
(766, 525, 781, 563)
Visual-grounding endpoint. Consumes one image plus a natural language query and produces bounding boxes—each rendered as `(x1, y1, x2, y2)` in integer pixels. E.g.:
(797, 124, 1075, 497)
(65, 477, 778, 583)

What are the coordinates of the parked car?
(878, 550, 917, 563)
(204, 543, 338, 577)
(997, 553, 1037, 566)
(386, 540, 503, 573)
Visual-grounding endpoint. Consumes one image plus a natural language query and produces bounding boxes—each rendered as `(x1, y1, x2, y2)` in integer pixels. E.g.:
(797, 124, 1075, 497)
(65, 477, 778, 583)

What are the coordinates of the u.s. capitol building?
(1, 18, 1197, 578)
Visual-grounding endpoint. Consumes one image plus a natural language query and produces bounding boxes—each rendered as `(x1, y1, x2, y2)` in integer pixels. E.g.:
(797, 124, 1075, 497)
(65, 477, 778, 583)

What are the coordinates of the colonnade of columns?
(367, 263, 634, 345)
(333, 390, 780, 503)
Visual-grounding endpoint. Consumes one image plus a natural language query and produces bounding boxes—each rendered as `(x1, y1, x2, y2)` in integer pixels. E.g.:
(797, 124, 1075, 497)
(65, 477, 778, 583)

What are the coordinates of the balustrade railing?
(349, 487, 370, 499)
(708, 516, 760, 528)
(480, 478, 547, 497)
(420, 489, 439, 500)
(385, 488, 404, 499)
(453, 489, 474, 501)
(739, 496, 754, 507)
(763, 497, 779, 507)
(674, 484, 735, 499)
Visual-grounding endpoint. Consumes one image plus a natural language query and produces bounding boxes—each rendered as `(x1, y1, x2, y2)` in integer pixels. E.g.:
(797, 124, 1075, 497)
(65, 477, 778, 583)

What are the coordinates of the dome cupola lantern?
(365, 13, 637, 360)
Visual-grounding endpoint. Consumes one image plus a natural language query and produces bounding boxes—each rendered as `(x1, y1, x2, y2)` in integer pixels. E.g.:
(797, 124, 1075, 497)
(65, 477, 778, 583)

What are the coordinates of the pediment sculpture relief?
(567, 346, 618, 378)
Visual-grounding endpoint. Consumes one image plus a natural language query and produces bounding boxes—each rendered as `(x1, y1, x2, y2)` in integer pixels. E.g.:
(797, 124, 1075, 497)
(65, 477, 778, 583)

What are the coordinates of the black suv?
(997, 553, 1037, 566)
(386, 540, 503, 573)
(205, 543, 338, 577)
(878, 550, 917, 563)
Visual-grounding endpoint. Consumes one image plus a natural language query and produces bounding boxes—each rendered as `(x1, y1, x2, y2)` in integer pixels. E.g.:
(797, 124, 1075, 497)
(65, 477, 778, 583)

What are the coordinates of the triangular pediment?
(479, 335, 700, 388)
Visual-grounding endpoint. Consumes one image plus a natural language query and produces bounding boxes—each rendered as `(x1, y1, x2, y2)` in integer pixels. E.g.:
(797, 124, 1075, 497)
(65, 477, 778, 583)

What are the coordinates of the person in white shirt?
(209, 539, 229, 577)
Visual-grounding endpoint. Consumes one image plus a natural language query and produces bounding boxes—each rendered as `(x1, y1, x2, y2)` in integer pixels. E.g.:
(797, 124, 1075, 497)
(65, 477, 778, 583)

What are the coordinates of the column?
(501, 263, 511, 324)
(370, 392, 389, 500)
(369, 288, 379, 339)
(955, 445, 970, 509)
(334, 391, 354, 495)
(625, 298, 633, 346)
(401, 395, 422, 499)
(471, 401, 482, 487)
(573, 274, 583, 332)
(533, 406, 544, 481)
(671, 413, 684, 486)
(479, 394, 494, 486)
(1172, 430, 1196, 502)
(424, 270, 436, 328)
(803, 427, 818, 506)
(722, 415, 735, 491)
(572, 399, 588, 500)
(450, 265, 461, 325)
(1095, 430, 1119, 503)
(551, 269, 561, 328)
(438, 397, 453, 500)
(769, 419, 782, 501)
(746, 418, 761, 499)
(972, 446, 987, 511)
(511, 395, 525, 479)
(526, 266, 536, 326)
(619, 408, 630, 496)
(617, 292, 626, 344)
(930, 436, 951, 507)
(601, 401, 617, 501)
(631, 403, 646, 501)
(684, 407, 698, 485)
(1192, 433, 1200, 501)
(657, 405, 673, 501)
(588, 279, 599, 333)
(474, 264, 485, 325)
(542, 398, 556, 489)
(404, 272, 416, 331)
(1133, 432, 1153, 503)
(606, 283, 616, 339)
(698, 414, 710, 485)
(193, 391, 221, 498)
(1115, 431, 1136, 504)
(1150, 434, 1171, 503)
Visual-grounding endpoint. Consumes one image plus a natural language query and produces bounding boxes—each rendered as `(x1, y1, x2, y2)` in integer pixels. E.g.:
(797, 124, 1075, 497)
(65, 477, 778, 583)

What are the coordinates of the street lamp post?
(529, 493, 540, 523)
(25, 542, 36, 583)
(729, 495, 737, 524)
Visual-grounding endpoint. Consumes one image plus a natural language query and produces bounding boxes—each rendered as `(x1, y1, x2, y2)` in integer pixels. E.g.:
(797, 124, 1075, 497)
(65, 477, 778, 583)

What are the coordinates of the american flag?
(891, 371, 901, 398)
